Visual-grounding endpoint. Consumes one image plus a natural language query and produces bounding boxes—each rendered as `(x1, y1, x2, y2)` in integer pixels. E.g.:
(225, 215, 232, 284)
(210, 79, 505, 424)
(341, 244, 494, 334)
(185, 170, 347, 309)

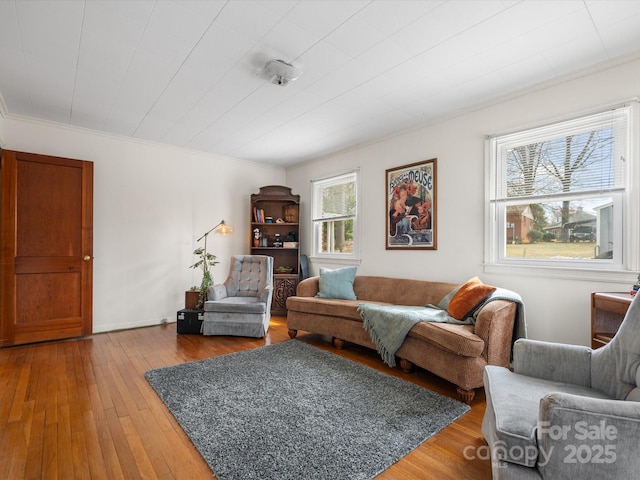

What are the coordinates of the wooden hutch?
(251, 186, 300, 315)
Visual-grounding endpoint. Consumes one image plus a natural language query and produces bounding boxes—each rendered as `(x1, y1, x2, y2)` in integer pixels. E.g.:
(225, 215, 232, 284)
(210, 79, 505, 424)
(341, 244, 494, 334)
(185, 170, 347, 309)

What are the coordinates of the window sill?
(309, 256, 361, 267)
(483, 263, 637, 283)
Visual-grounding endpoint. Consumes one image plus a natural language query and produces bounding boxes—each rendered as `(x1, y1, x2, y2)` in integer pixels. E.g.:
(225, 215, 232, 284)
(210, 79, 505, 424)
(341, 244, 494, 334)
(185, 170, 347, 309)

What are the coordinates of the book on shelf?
(253, 207, 265, 223)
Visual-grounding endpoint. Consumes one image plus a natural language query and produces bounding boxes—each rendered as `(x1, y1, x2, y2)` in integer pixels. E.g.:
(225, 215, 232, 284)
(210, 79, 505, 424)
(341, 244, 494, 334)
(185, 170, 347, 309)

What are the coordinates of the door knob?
(83, 255, 91, 261)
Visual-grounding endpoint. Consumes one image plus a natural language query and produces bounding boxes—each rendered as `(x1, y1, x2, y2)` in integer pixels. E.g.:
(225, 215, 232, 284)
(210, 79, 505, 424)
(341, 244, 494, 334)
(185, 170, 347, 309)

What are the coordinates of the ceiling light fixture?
(263, 59, 302, 86)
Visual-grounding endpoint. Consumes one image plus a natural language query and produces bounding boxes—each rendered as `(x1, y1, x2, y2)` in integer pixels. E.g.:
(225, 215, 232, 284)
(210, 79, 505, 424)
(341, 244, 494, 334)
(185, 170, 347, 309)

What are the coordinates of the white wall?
(286, 55, 640, 346)
(2, 117, 285, 333)
(0, 109, 4, 145)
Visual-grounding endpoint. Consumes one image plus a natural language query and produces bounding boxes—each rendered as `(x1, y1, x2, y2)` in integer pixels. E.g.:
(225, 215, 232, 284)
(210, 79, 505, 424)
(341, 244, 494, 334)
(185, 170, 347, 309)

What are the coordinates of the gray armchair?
(482, 293, 640, 479)
(202, 255, 273, 338)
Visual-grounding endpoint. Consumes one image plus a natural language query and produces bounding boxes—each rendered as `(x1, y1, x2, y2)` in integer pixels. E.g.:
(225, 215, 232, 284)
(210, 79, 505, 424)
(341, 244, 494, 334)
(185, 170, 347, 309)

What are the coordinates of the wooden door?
(1, 150, 93, 346)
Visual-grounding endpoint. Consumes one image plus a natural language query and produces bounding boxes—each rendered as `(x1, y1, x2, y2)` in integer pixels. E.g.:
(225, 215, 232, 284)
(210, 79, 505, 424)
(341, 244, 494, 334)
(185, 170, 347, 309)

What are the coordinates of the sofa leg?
(399, 358, 414, 373)
(288, 329, 298, 339)
(456, 387, 475, 404)
(332, 337, 345, 349)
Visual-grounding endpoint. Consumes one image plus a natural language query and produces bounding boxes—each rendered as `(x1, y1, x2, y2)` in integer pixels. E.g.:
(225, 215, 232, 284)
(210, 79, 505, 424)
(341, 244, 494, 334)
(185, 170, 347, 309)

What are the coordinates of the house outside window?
(311, 171, 359, 260)
(485, 102, 639, 278)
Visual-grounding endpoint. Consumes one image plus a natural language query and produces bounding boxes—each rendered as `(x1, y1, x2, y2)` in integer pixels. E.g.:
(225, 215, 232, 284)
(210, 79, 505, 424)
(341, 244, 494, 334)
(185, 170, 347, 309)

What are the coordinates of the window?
(312, 171, 359, 259)
(486, 102, 639, 276)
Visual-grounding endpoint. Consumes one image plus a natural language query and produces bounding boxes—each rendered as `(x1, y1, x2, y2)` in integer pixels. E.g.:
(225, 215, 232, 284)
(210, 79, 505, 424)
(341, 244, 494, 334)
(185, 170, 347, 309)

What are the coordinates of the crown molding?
(2, 112, 283, 171)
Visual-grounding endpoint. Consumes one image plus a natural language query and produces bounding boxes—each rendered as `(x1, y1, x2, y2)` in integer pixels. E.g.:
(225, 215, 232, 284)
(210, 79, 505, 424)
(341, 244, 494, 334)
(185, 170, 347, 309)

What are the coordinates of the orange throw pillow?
(447, 277, 496, 320)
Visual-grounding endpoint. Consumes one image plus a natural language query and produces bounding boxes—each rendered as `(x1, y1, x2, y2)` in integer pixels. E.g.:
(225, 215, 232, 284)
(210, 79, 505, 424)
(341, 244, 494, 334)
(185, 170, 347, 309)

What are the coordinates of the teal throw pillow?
(316, 267, 357, 300)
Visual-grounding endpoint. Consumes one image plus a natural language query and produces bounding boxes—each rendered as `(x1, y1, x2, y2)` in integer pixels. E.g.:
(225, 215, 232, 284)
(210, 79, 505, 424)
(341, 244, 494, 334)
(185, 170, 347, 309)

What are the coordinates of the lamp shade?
(215, 220, 233, 235)
(197, 219, 233, 242)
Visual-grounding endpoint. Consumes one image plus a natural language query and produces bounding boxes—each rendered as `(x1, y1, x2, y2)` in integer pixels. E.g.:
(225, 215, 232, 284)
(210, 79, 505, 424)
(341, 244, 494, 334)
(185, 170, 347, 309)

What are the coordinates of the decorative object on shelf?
(386, 158, 437, 250)
(283, 204, 299, 223)
(273, 233, 282, 247)
(276, 266, 293, 274)
(191, 219, 232, 309)
(253, 228, 261, 248)
(632, 273, 640, 296)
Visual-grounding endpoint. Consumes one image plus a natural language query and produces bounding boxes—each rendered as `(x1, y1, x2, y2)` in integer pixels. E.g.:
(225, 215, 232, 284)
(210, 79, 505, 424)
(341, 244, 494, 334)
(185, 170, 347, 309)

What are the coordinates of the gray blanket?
(477, 288, 527, 342)
(358, 288, 526, 368)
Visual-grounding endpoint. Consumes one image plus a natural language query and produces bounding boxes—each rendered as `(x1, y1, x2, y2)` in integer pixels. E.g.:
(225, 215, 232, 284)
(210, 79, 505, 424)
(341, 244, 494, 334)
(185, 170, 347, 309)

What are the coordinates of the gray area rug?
(145, 340, 470, 480)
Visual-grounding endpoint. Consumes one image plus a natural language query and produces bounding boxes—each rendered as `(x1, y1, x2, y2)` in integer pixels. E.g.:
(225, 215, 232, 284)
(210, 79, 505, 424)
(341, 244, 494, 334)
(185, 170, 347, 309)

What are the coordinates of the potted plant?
(190, 247, 219, 309)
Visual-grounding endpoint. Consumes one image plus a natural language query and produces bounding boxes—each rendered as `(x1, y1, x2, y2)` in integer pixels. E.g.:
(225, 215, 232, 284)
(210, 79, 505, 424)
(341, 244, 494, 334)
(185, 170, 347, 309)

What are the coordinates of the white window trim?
(310, 170, 361, 262)
(484, 101, 640, 283)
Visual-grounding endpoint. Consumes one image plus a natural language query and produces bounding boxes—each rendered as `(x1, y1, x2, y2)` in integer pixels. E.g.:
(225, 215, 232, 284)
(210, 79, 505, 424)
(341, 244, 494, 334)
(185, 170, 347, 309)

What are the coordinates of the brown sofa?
(286, 275, 519, 403)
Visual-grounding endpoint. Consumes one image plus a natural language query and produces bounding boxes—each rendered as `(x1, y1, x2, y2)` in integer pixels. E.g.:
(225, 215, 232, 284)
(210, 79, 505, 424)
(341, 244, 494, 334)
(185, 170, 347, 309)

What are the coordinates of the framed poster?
(386, 158, 437, 250)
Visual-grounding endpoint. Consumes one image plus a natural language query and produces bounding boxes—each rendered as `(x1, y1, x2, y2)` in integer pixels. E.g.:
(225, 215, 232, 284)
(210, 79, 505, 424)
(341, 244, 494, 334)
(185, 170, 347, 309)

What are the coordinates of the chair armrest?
(295, 276, 320, 297)
(513, 339, 592, 387)
(206, 284, 228, 301)
(474, 299, 517, 367)
(537, 392, 640, 477)
(257, 285, 273, 304)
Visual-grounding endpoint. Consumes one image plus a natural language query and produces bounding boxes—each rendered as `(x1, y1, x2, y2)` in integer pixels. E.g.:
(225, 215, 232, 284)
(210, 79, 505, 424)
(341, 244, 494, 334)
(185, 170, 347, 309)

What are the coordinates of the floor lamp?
(193, 219, 233, 309)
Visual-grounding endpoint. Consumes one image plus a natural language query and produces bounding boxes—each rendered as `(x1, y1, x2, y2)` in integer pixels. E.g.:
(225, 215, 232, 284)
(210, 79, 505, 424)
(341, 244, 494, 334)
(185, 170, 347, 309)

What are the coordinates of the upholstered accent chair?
(202, 255, 273, 338)
(482, 293, 640, 479)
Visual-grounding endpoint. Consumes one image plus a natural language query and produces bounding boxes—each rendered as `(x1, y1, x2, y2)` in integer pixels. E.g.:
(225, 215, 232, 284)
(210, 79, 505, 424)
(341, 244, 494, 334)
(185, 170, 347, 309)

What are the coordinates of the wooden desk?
(591, 292, 634, 349)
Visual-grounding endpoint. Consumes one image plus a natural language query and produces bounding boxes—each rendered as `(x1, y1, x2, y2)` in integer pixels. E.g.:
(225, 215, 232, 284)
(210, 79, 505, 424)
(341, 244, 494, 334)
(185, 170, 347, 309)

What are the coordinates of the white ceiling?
(1, 0, 640, 167)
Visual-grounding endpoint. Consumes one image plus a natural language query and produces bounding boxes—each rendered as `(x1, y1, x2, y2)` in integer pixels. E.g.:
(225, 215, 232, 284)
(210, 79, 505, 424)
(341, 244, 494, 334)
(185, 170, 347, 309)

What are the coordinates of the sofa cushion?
(204, 297, 266, 314)
(447, 277, 496, 320)
(316, 267, 357, 300)
(288, 296, 485, 357)
(407, 322, 484, 357)
(483, 366, 612, 468)
(287, 296, 390, 320)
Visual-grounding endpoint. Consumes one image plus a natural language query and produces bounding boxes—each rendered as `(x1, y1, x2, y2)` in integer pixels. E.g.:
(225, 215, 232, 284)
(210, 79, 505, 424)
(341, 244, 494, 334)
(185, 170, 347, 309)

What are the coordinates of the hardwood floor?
(0, 316, 492, 479)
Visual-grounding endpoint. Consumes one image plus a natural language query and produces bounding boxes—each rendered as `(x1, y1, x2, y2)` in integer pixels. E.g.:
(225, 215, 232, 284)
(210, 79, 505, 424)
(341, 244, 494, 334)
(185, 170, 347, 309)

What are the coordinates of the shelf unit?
(251, 185, 300, 315)
(591, 292, 634, 349)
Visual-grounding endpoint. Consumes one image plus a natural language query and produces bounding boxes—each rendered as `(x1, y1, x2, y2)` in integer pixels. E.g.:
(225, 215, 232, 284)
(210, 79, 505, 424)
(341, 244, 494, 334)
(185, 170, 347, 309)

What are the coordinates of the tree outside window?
(487, 104, 636, 271)
(312, 172, 358, 258)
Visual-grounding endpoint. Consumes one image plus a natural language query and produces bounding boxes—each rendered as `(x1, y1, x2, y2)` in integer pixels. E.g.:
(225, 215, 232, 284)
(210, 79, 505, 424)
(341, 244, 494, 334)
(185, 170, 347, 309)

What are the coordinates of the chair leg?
(332, 337, 345, 349)
(288, 329, 298, 339)
(456, 387, 475, 404)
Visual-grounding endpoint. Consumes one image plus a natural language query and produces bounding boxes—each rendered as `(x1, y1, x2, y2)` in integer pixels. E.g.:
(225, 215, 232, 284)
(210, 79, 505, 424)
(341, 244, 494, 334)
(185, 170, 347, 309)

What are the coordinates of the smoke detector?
(263, 59, 302, 86)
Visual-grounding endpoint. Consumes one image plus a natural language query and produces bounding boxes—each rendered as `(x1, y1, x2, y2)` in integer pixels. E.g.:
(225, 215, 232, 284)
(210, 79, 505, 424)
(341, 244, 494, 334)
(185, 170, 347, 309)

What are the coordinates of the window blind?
(493, 105, 629, 201)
